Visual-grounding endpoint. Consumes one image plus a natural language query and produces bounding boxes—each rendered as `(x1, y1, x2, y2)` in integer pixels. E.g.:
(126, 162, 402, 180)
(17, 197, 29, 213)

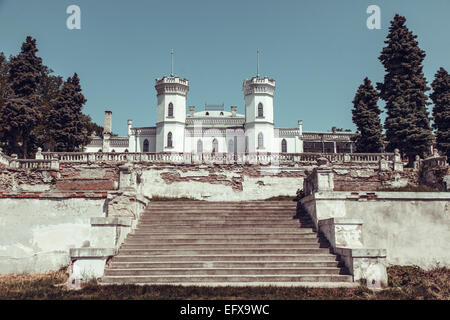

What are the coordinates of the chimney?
(103, 111, 112, 135)
(189, 106, 195, 117)
(332, 126, 337, 134)
(298, 120, 303, 136)
(231, 106, 237, 117)
(127, 120, 133, 136)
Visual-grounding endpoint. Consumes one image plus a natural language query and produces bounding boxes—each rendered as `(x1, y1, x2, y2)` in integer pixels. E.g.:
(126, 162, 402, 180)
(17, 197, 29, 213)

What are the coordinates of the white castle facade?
(85, 73, 356, 154)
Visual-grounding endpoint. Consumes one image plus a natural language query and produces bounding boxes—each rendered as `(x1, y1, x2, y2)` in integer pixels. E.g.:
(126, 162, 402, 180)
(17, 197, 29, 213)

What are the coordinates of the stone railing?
(40, 151, 395, 165)
(422, 155, 448, 168)
(0, 148, 12, 166)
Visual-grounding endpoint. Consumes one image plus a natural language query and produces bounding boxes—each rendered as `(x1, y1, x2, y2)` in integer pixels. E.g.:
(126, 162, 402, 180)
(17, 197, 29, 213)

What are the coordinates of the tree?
(50, 73, 89, 151)
(430, 67, 450, 158)
(377, 14, 433, 162)
(0, 37, 44, 158)
(351, 78, 384, 153)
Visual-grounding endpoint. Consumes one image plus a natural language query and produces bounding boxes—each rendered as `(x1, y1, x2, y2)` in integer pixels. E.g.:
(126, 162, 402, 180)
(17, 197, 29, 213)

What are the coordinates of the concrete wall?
(0, 197, 109, 274)
(301, 191, 450, 269)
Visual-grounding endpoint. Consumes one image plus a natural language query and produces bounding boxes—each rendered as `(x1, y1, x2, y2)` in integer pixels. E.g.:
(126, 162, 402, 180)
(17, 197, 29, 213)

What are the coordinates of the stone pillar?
(393, 148, 403, 172)
(231, 106, 237, 117)
(413, 155, 422, 170)
(189, 106, 195, 117)
(127, 120, 132, 137)
(379, 155, 389, 171)
(35, 147, 43, 160)
(102, 111, 112, 153)
(333, 141, 337, 154)
(103, 111, 112, 135)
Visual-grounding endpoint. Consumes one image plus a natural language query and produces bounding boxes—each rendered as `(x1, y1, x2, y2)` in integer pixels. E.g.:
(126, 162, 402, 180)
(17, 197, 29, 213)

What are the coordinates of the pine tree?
(50, 73, 88, 151)
(351, 78, 384, 153)
(430, 67, 450, 158)
(377, 14, 433, 162)
(0, 37, 44, 158)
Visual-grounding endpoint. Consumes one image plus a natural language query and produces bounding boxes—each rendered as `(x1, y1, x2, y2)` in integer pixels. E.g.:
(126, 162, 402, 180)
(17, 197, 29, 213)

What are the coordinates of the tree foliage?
(377, 14, 433, 161)
(430, 67, 450, 158)
(0, 36, 101, 157)
(351, 78, 384, 153)
(50, 73, 89, 152)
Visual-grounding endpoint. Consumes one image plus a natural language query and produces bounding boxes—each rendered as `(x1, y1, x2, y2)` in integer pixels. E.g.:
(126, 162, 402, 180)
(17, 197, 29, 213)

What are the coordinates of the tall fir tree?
(430, 67, 450, 158)
(377, 14, 433, 163)
(351, 78, 384, 153)
(50, 73, 89, 152)
(0, 37, 44, 158)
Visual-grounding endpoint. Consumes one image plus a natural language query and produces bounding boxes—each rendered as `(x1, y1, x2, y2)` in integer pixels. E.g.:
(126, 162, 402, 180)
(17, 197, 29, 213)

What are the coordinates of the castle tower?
(243, 73, 275, 153)
(154, 51, 189, 152)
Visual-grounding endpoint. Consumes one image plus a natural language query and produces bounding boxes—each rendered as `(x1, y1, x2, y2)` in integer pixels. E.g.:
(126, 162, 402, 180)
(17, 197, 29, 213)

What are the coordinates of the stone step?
(124, 237, 321, 244)
(117, 248, 331, 255)
(120, 242, 326, 250)
(104, 267, 343, 276)
(133, 227, 312, 233)
(144, 208, 297, 213)
(111, 254, 339, 262)
(107, 261, 342, 269)
(128, 229, 316, 236)
(100, 274, 353, 284)
(139, 215, 300, 220)
(135, 222, 302, 228)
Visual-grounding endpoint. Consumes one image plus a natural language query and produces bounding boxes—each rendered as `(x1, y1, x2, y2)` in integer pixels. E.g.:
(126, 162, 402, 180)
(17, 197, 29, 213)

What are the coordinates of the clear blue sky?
(0, 0, 449, 136)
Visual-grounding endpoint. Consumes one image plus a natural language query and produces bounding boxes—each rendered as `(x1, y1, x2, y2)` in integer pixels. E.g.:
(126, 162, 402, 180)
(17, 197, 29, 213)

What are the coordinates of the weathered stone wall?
(0, 194, 109, 274)
(135, 164, 308, 201)
(301, 191, 450, 269)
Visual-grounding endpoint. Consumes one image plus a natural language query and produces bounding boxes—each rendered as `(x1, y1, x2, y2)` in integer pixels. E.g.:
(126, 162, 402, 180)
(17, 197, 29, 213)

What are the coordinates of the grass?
(0, 266, 448, 300)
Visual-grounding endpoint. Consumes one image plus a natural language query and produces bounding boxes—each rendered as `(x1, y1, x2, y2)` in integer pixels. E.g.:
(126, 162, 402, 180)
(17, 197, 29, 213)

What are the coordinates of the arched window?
(124, 149, 129, 153)
(168, 103, 174, 117)
(111, 149, 116, 153)
(205, 112, 209, 116)
(258, 132, 264, 149)
(167, 132, 173, 148)
(228, 139, 234, 153)
(197, 139, 203, 153)
(212, 138, 218, 153)
(281, 139, 287, 153)
(220, 112, 224, 116)
(143, 139, 149, 152)
(258, 103, 264, 117)
(98, 149, 102, 153)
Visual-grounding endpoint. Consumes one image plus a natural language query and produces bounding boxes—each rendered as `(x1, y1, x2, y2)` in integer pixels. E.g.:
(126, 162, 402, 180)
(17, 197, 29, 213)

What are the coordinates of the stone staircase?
(100, 201, 355, 286)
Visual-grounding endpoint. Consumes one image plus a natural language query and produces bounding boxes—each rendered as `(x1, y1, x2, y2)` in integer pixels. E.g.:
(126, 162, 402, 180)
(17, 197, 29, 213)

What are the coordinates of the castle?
(85, 70, 355, 155)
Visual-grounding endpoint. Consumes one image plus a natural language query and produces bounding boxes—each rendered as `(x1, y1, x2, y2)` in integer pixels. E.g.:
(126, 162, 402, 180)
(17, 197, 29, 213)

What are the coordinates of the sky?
(0, 0, 449, 136)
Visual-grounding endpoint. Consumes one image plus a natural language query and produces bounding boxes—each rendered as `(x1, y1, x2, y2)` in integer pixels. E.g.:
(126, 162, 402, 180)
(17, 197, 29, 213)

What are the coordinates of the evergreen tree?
(0, 37, 44, 158)
(430, 67, 450, 158)
(50, 73, 88, 151)
(351, 78, 384, 153)
(377, 14, 433, 162)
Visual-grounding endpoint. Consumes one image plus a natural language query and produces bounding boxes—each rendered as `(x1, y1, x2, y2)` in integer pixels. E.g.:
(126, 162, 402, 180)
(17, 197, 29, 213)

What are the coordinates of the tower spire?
(256, 49, 260, 78)
(170, 49, 174, 77)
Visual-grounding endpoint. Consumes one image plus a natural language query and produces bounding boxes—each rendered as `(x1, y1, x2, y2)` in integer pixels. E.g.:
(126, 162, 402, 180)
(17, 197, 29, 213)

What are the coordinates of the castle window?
(167, 132, 173, 148)
(143, 139, 149, 152)
(206, 112, 209, 116)
(258, 103, 264, 117)
(197, 139, 203, 153)
(228, 139, 234, 153)
(168, 103, 174, 117)
(124, 149, 129, 153)
(220, 112, 224, 116)
(281, 139, 287, 153)
(258, 132, 264, 149)
(212, 138, 218, 153)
